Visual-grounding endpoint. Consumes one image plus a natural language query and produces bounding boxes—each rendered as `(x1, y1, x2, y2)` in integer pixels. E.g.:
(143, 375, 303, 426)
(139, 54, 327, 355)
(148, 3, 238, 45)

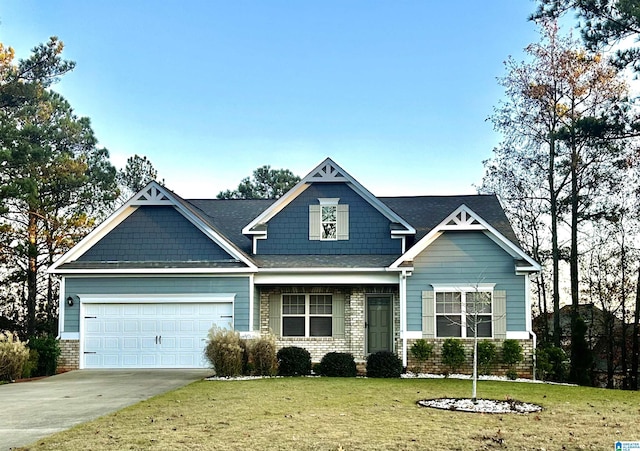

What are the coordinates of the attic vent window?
(309, 198, 349, 241)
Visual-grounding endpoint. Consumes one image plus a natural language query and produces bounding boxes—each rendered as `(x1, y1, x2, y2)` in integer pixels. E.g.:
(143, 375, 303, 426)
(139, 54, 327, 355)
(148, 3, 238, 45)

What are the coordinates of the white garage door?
(82, 302, 233, 369)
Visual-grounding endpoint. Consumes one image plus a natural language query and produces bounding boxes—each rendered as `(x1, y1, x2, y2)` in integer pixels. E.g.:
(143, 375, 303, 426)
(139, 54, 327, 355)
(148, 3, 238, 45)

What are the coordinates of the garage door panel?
(142, 305, 157, 315)
(104, 337, 119, 350)
(85, 320, 102, 334)
(123, 320, 139, 333)
(160, 320, 176, 333)
(82, 301, 232, 369)
(103, 320, 120, 334)
(162, 304, 179, 316)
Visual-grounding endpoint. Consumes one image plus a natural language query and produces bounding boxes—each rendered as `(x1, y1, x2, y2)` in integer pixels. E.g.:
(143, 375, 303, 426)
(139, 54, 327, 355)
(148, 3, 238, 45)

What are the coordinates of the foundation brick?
(57, 339, 80, 373)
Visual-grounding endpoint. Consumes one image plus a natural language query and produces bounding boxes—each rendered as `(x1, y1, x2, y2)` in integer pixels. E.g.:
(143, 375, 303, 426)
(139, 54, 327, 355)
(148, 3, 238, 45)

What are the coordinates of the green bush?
(0, 332, 29, 382)
(250, 335, 277, 376)
(366, 351, 403, 378)
(204, 326, 245, 377)
(477, 340, 497, 375)
(536, 345, 568, 382)
(28, 335, 61, 376)
(277, 346, 312, 376)
(502, 339, 524, 366)
(410, 339, 434, 371)
(506, 369, 519, 380)
(22, 349, 39, 379)
(317, 352, 357, 377)
(441, 338, 466, 374)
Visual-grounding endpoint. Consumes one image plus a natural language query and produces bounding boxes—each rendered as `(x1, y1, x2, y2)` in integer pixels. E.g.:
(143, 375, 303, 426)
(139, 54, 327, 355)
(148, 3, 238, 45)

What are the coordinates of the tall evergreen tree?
(0, 38, 119, 336)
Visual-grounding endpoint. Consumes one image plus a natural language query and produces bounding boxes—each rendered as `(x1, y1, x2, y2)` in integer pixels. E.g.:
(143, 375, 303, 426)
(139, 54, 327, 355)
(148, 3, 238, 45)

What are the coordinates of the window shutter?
(493, 290, 507, 339)
(422, 291, 435, 338)
(337, 204, 349, 240)
(309, 205, 321, 240)
(269, 294, 281, 336)
(332, 294, 345, 338)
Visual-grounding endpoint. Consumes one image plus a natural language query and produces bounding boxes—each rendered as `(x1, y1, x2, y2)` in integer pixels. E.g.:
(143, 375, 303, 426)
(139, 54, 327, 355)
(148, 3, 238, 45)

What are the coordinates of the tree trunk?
(26, 211, 38, 337)
(549, 137, 562, 348)
(620, 231, 629, 389)
(569, 145, 580, 383)
(630, 265, 640, 390)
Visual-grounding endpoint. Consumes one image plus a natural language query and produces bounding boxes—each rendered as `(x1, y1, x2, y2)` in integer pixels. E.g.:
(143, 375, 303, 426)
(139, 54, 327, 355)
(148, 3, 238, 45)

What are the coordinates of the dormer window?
(309, 198, 349, 241)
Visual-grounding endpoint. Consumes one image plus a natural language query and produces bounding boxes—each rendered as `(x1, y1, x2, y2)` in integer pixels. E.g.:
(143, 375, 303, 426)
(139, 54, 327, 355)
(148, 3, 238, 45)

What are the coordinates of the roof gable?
(49, 181, 256, 272)
(242, 157, 415, 236)
(390, 204, 541, 271)
(76, 206, 236, 262)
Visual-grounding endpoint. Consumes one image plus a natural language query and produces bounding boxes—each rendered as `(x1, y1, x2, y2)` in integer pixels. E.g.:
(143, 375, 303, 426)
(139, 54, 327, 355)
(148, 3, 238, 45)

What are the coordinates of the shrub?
(250, 334, 277, 376)
(536, 345, 568, 382)
(277, 346, 311, 376)
(28, 335, 61, 376)
(317, 352, 357, 377)
(22, 349, 39, 379)
(366, 351, 403, 378)
(477, 340, 497, 375)
(410, 339, 433, 372)
(506, 369, 519, 380)
(0, 332, 29, 382)
(502, 339, 524, 367)
(441, 338, 466, 374)
(204, 326, 244, 377)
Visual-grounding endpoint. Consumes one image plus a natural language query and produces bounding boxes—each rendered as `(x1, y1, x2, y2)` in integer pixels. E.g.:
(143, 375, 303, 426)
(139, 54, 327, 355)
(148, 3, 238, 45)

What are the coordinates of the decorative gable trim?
(49, 181, 256, 273)
(242, 157, 415, 238)
(389, 204, 541, 272)
(307, 160, 349, 182)
(130, 184, 173, 205)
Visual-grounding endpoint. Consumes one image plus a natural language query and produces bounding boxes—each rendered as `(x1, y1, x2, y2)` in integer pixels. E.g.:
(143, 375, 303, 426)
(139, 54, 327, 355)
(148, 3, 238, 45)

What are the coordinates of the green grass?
(18, 378, 640, 450)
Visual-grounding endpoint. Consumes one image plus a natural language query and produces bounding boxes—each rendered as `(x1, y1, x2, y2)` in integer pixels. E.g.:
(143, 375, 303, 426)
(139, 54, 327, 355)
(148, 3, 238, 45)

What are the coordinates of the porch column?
(400, 269, 408, 367)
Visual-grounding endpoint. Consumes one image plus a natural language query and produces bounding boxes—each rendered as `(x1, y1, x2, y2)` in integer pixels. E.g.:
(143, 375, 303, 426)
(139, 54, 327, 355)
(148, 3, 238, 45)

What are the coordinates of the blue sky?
(1, 1, 542, 198)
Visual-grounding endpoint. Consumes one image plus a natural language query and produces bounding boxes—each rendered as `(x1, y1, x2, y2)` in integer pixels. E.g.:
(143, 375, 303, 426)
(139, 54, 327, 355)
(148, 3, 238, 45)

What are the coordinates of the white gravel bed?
(417, 397, 543, 414)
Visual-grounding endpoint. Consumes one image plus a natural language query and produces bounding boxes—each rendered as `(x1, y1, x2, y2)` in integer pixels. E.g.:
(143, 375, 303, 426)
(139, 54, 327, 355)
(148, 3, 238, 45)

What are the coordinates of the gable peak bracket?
(131, 185, 173, 205)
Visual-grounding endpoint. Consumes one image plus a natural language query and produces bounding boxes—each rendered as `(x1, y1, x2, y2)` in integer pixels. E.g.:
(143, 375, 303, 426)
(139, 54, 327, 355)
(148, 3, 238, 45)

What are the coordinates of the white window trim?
(282, 293, 333, 337)
(433, 285, 495, 339)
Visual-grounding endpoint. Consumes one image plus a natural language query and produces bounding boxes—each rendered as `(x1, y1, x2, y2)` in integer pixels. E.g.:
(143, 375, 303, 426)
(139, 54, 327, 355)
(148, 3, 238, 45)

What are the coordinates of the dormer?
(242, 158, 415, 255)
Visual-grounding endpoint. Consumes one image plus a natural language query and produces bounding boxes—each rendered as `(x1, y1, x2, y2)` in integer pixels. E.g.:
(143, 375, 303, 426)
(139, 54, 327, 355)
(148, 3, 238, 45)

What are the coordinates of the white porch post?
(400, 270, 408, 367)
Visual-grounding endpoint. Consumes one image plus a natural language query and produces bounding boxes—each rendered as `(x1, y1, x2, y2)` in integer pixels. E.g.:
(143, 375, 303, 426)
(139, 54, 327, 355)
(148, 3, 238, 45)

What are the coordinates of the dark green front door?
(367, 296, 392, 353)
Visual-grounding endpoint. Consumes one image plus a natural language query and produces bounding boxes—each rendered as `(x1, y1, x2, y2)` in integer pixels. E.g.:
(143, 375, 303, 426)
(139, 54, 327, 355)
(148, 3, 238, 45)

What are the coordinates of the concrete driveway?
(0, 369, 211, 450)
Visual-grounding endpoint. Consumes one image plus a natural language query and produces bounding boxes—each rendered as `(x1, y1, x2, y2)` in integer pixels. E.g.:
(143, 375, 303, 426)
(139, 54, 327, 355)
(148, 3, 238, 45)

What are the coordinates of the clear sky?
(1, 1, 543, 199)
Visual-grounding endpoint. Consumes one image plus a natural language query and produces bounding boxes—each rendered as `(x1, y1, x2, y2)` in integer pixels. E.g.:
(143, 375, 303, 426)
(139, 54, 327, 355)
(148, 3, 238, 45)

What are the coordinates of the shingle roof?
(182, 193, 521, 268)
(379, 195, 519, 245)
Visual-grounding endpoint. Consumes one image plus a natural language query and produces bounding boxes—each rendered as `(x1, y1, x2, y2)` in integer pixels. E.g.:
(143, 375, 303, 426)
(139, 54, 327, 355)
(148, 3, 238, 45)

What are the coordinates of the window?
(282, 294, 332, 337)
(321, 205, 337, 240)
(435, 290, 492, 338)
(309, 199, 349, 241)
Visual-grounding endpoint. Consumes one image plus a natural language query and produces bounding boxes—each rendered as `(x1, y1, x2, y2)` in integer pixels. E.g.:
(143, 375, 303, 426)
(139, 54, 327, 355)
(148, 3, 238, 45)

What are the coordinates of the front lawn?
(18, 378, 640, 450)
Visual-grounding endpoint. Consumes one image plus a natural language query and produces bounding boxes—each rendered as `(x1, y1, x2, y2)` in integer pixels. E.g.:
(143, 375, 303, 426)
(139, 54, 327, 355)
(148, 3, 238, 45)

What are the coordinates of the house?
(50, 158, 540, 375)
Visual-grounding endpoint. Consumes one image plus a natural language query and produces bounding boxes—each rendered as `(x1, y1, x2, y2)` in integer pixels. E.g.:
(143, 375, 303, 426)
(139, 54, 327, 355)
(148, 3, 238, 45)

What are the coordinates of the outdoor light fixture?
(66, 296, 74, 307)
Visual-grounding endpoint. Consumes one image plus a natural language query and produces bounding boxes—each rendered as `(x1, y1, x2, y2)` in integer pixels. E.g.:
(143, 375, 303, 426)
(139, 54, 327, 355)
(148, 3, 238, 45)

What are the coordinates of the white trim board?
(77, 293, 236, 304)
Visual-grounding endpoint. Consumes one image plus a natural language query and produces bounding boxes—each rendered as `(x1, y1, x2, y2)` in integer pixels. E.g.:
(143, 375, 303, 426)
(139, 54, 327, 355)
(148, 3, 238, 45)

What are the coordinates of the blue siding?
(78, 206, 233, 262)
(63, 276, 250, 333)
(405, 231, 526, 332)
(257, 183, 401, 255)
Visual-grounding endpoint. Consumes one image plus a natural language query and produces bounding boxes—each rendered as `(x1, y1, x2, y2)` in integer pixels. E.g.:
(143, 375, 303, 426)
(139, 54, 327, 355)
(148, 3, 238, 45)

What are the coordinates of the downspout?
(400, 269, 408, 367)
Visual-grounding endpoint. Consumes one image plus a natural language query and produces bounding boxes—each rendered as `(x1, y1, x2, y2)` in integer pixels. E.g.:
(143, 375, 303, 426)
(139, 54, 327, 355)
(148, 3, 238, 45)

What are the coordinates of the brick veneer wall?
(259, 285, 398, 362)
(402, 338, 534, 379)
(57, 339, 80, 373)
